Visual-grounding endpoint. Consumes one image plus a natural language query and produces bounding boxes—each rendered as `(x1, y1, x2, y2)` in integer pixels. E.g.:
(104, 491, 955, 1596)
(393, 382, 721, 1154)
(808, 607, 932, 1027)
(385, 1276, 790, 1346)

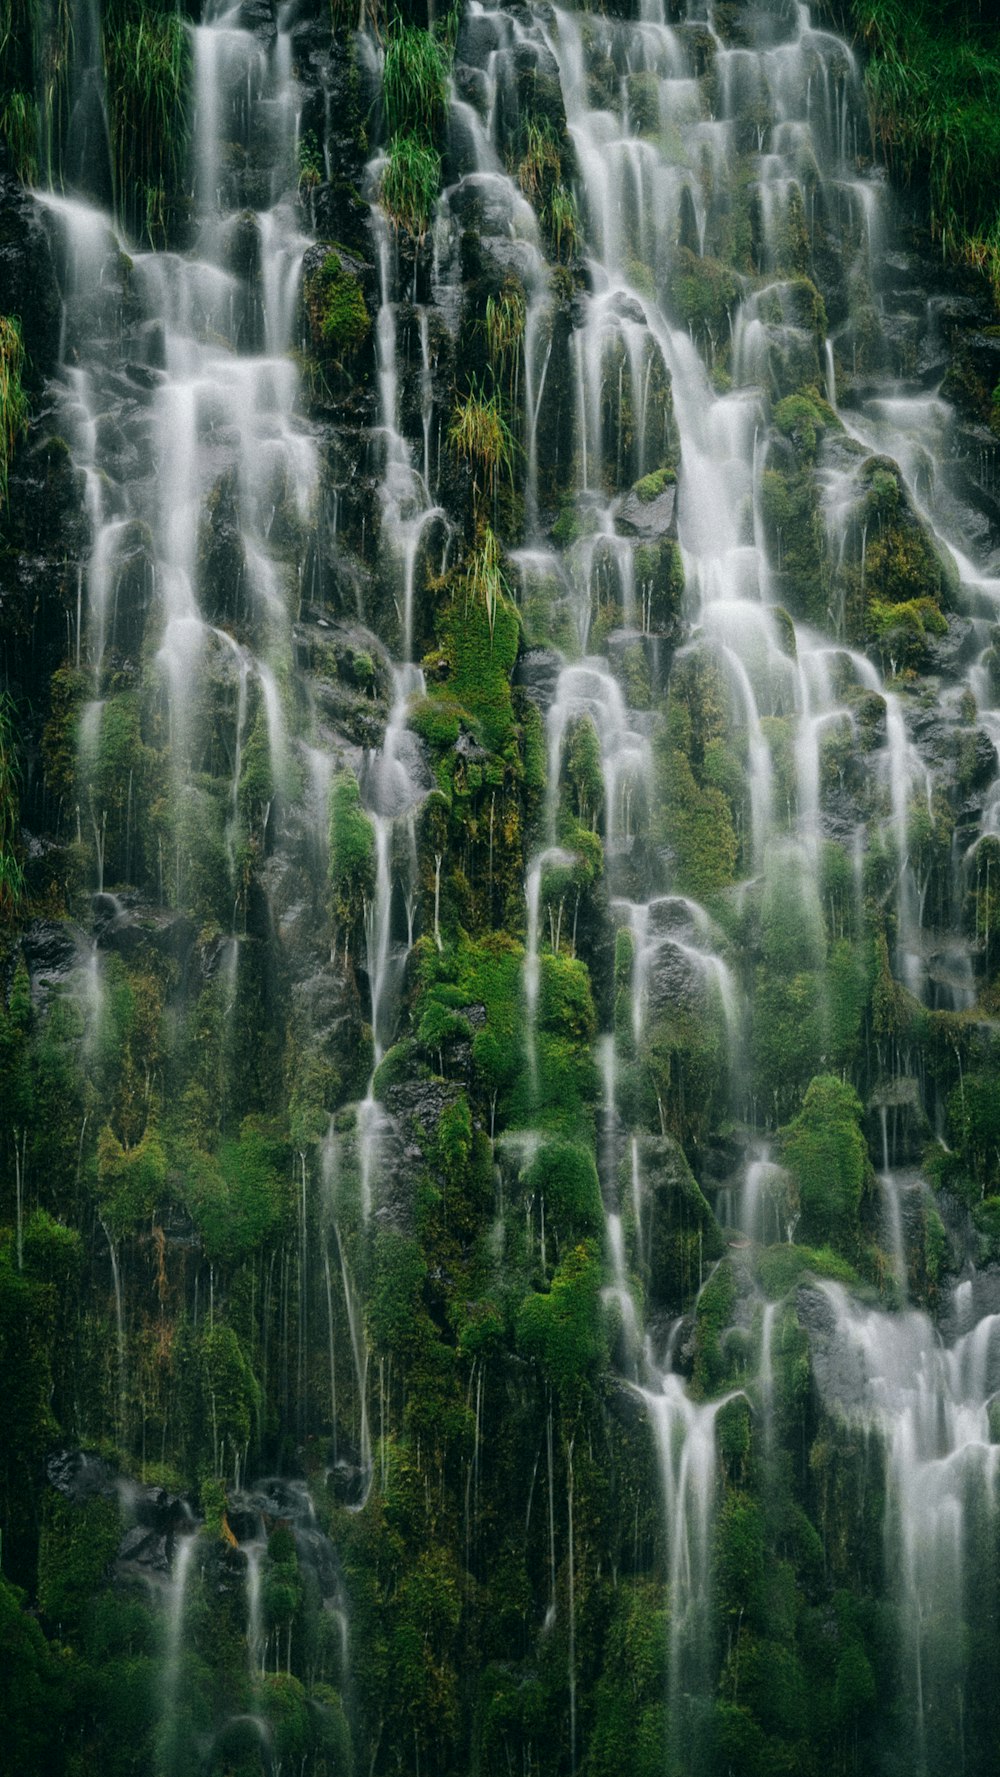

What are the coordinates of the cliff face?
(4, 2, 1000, 1773)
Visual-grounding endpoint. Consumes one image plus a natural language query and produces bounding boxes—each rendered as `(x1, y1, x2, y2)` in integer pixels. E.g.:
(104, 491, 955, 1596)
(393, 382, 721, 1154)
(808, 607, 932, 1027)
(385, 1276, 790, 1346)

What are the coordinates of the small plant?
(432, 0, 463, 62)
(546, 183, 579, 261)
(0, 314, 28, 510)
(382, 19, 448, 143)
(381, 133, 441, 241)
(448, 381, 516, 504)
(484, 281, 526, 386)
(464, 527, 510, 648)
(0, 90, 38, 183)
(517, 119, 561, 204)
(297, 129, 323, 191)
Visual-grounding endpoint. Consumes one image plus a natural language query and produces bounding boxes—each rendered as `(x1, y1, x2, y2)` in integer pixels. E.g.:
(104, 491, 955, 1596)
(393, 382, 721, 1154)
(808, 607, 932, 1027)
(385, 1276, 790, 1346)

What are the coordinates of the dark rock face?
(0, 176, 62, 375)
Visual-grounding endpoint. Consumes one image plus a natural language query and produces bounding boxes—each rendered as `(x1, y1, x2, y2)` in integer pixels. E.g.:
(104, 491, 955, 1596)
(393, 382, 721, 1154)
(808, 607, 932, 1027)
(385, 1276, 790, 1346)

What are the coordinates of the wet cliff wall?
(3, 3, 1000, 1775)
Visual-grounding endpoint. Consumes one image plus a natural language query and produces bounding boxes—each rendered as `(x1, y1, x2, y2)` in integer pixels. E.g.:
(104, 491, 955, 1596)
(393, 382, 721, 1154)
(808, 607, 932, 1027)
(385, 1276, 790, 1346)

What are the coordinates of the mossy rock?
(666, 247, 742, 352)
(781, 1074, 874, 1257)
(638, 1132, 724, 1313)
(303, 248, 371, 358)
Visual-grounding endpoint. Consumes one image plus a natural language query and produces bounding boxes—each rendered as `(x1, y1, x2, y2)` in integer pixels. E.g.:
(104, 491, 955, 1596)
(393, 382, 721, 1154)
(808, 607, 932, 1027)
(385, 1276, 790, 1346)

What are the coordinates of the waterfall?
(159, 1532, 196, 1777)
(12, 0, 1000, 1769)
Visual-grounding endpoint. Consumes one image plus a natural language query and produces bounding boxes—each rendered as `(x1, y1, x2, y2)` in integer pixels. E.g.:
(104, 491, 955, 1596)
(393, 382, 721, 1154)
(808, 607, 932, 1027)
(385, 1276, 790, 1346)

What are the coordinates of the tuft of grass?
(0, 90, 38, 183)
(382, 19, 448, 143)
(464, 527, 511, 648)
(381, 134, 442, 241)
(545, 183, 579, 261)
(297, 129, 323, 191)
(485, 281, 526, 386)
(0, 314, 29, 511)
(448, 380, 517, 506)
(853, 0, 1000, 300)
(379, 18, 452, 241)
(102, 0, 190, 245)
(517, 119, 561, 204)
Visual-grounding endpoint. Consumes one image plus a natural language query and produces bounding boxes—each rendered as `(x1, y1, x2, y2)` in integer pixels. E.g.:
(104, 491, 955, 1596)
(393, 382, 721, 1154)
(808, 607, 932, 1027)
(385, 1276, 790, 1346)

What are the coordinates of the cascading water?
(458, 0, 1000, 1766)
(11, 0, 1000, 1771)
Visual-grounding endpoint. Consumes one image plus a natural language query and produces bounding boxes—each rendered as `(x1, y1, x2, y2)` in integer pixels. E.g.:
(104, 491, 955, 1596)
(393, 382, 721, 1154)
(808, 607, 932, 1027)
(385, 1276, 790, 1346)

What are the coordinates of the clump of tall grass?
(449, 380, 517, 504)
(517, 119, 561, 204)
(383, 19, 447, 142)
(379, 16, 453, 240)
(515, 118, 579, 259)
(464, 526, 510, 648)
(485, 281, 526, 386)
(0, 314, 29, 511)
(102, 0, 190, 245)
(381, 135, 442, 241)
(0, 90, 38, 183)
(854, 0, 1000, 298)
(545, 183, 579, 261)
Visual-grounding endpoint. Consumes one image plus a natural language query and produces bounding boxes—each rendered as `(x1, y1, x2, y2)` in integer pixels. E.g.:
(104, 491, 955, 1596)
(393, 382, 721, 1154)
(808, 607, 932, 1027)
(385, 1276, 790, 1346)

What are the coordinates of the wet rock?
(617, 481, 677, 540)
(375, 1075, 465, 1233)
(456, 10, 503, 67)
(865, 1076, 928, 1167)
(92, 893, 198, 969)
(514, 647, 562, 713)
(0, 177, 62, 374)
(924, 614, 979, 677)
(46, 1449, 118, 1502)
(22, 920, 86, 997)
(116, 1525, 170, 1574)
(639, 1132, 724, 1312)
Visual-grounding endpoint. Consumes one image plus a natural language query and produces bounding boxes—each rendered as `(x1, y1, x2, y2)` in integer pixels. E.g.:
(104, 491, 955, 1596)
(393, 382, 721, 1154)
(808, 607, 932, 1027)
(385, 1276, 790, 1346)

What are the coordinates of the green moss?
(755, 1243, 861, 1298)
(515, 1239, 607, 1394)
(760, 458, 830, 627)
(524, 1140, 602, 1241)
(38, 1490, 121, 1628)
(773, 391, 826, 459)
(635, 538, 685, 634)
(97, 1121, 168, 1235)
(431, 569, 521, 756)
(642, 1135, 724, 1311)
(180, 1118, 290, 1263)
(654, 653, 742, 896)
(197, 1321, 260, 1478)
(781, 1075, 873, 1256)
(692, 1259, 736, 1395)
(409, 695, 462, 748)
(667, 247, 742, 354)
(866, 594, 947, 670)
(633, 465, 676, 502)
(418, 933, 523, 1105)
(588, 1579, 668, 1777)
(303, 252, 370, 357)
